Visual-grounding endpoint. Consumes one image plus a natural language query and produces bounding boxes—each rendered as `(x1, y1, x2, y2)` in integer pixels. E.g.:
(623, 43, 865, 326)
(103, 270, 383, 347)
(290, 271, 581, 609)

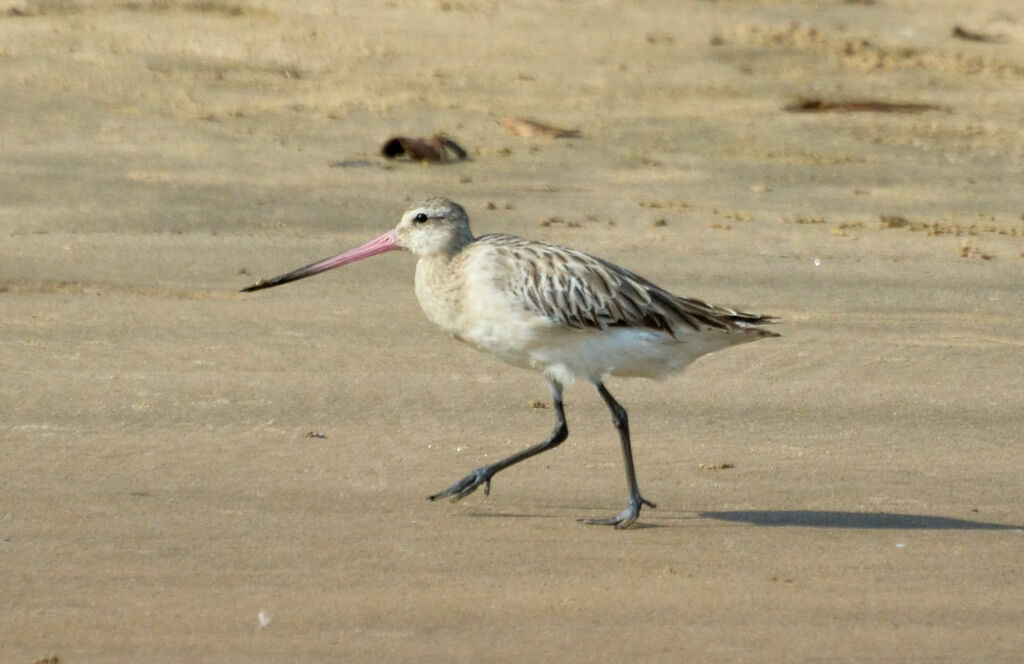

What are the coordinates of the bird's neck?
(420, 230, 474, 264)
(414, 252, 465, 335)
(446, 229, 475, 259)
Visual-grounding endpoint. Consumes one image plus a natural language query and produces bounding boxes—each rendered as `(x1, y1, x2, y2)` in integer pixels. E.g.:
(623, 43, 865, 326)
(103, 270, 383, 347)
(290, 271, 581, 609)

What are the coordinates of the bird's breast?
(413, 252, 548, 367)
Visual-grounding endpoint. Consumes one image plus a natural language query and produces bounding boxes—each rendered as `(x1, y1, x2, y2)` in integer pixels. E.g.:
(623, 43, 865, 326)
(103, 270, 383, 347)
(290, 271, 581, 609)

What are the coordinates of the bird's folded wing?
(483, 235, 772, 336)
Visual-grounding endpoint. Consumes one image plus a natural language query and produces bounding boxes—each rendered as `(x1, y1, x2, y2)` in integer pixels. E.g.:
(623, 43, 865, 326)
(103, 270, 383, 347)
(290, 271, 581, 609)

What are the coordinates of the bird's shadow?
(698, 510, 1020, 530)
(465, 508, 1021, 531)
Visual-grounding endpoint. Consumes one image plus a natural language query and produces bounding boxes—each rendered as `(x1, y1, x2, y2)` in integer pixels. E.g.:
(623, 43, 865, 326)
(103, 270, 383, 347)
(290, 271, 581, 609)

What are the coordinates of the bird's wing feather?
(479, 235, 776, 336)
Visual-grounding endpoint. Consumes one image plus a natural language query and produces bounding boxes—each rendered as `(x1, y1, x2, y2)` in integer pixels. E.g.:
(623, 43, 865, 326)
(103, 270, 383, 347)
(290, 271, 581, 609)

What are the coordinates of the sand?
(1, 1, 1022, 662)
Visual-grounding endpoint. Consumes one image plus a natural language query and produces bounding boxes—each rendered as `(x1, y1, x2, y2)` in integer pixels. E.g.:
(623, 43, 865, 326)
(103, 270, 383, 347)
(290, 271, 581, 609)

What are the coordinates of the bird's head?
(394, 197, 475, 259)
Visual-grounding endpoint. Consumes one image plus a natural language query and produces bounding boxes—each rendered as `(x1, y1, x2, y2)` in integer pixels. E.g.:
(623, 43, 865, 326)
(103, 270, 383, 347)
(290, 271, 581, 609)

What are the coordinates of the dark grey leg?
(429, 380, 568, 502)
(579, 382, 655, 529)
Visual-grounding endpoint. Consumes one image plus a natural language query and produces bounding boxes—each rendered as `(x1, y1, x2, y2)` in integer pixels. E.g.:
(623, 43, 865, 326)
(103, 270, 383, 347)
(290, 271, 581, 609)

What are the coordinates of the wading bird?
(243, 197, 778, 528)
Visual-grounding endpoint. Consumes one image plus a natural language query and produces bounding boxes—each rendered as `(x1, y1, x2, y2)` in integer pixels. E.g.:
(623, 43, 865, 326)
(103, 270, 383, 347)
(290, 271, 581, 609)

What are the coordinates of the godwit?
(243, 197, 778, 528)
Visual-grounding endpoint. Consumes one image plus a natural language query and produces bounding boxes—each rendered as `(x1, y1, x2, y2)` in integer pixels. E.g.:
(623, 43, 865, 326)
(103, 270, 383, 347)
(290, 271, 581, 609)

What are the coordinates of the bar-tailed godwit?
(243, 197, 778, 528)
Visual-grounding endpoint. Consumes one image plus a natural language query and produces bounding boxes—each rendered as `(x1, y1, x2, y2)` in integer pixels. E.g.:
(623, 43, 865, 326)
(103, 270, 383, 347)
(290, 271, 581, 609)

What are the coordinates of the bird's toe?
(578, 507, 638, 529)
(579, 495, 652, 529)
(428, 466, 493, 503)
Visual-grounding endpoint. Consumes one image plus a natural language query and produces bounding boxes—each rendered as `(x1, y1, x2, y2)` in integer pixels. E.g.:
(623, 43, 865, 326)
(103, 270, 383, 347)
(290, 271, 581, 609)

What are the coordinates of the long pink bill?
(241, 229, 398, 293)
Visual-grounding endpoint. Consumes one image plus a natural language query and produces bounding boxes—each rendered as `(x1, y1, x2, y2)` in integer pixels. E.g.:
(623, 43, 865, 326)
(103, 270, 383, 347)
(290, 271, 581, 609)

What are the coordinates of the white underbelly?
(459, 319, 721, 387)
(527, 327, 691, 383)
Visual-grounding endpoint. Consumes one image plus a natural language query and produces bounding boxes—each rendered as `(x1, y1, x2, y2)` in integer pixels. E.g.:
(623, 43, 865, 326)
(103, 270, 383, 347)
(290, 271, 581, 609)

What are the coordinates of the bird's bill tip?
(241, 229, 399, 293)
(239, 280, 269, 293)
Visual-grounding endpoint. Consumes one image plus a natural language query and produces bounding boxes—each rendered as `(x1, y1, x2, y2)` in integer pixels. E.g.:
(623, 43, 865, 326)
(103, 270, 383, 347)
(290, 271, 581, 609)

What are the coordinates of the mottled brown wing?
(485, 235, 776, 336)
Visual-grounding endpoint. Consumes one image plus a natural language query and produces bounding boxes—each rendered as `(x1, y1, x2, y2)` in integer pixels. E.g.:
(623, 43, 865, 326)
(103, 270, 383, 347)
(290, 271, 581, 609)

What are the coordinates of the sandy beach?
(2, 1, 1022, 662)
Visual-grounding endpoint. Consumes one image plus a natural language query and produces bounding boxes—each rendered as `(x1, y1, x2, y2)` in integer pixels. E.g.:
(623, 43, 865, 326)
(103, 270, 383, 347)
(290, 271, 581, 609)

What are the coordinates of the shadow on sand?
(698, 510, 1021, 531)
(462, 509, 1021, 531)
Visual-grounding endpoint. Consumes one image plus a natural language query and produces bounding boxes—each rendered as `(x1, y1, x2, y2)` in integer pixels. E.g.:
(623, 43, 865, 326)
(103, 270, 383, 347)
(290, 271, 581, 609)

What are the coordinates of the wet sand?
(1, 1, 1022, 662)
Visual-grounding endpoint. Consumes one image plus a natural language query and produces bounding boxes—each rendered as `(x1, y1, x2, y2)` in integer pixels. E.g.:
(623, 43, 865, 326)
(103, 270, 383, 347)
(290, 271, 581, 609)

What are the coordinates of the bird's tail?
(725, 310, 781, 337)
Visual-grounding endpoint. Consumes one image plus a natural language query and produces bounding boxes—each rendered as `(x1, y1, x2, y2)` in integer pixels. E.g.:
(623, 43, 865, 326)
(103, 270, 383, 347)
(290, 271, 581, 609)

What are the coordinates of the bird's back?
(469, 234, 776, 335)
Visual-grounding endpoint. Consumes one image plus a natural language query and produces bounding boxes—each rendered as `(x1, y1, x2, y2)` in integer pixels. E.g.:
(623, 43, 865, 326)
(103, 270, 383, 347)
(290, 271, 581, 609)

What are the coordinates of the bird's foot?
(579, 495, 656, 529)
(428, 466, 494, 503)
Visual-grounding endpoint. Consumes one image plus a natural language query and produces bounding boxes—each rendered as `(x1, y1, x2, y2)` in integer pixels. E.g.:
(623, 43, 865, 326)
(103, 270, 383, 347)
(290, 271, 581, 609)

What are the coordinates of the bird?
(242, 197, 779, 528)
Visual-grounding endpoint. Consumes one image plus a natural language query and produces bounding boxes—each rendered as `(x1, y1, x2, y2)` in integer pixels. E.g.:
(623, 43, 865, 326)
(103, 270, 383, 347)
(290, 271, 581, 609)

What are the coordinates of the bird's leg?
(429, 380, 568, 503)
(579, 382, 656, 529)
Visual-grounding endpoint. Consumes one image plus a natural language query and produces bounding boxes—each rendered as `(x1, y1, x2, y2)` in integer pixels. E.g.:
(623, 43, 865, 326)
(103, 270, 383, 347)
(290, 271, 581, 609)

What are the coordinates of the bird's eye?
(413, 212, 428, 223)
